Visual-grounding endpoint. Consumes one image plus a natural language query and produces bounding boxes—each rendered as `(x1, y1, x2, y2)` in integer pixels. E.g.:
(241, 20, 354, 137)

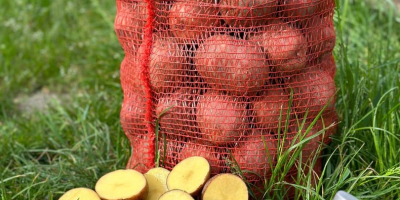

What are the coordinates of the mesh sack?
(116, 0, 338, 193)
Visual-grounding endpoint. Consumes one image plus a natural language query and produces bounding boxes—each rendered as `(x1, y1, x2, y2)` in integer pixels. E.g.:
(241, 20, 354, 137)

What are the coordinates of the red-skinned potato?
(126, 136, 153, 173)
(282, 0, 321, 20)
(169, 0, 219, 42)
(319, 53, 336, 78)
(219, 0, 277, 27)
(305, 16, 336, 57)
(261, 21, 307, 73)
(120, 92, 149, 139)
(196, 91, 248, 146)
(115, 1, 169, 51)
(253, 88, 291, 131)
(195, 34, 269, 96)
(288, 70, 336, 117)
(156, 88, 198, 137)
(178, 142, 223, 174)
(120, 57, 146, 94)
(232, 131, 277, 181)
(137, 36, 187, 93)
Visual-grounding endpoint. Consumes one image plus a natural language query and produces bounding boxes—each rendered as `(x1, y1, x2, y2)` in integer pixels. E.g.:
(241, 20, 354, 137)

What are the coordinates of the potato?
(169, 0, 219, 42)
(195, 34, 269, 96)
(158, 139, 181, 169)
(201, 173, 248, 200)
(282, 0, 321, 20)
(288, 70, 336, 117)
(120, 57, 146, 93)
(137, 36, 187, 93)
(159, 190, 194, 200)
(286, 122, 322, 161)
(261, 21, 307, 73)
(219, 0, 277, 27)
(232, 132, 277, 180)
(115, 1, 169, 50)
(120, 92, 149, 139)
(59, 188, 100, 200)
(253, 88, 291, 131)
(95, 169, 148, 200)
(127, 136, 154, 173)
(167, 156, 211, 196)
(319, 53, 336, 78)
(305, 16, 336, 57)
(156, 88, 197, 136)
(144, 168, 170, 200)
(178, 142, 223, 174)
(315, 111, 338, 144)
(196, 92, 249, 146)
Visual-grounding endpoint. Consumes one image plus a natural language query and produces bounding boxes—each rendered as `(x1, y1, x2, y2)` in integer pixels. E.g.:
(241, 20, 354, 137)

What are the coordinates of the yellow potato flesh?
(167, 156, 210, 195)
(95, 169, 147, 200)
(159, 190, 194, 200)
(202, 174, 248, 200)
(59, 187, 100, 200)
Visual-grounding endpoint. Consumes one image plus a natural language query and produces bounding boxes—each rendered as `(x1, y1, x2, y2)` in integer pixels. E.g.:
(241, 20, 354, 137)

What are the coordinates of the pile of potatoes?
(116, 0, 338, 190)
(59, 157, 249, 200)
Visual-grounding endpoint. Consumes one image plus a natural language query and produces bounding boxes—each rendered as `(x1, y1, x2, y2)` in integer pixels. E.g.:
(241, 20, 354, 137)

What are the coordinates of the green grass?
(1, 0, 400, 199)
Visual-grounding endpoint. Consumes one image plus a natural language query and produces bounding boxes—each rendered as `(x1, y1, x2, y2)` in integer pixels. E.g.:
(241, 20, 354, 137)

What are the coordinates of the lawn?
(1, 0, 400, 199)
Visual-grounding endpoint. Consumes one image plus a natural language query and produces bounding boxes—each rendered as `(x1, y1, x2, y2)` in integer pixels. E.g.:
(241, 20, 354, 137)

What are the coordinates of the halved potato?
(202, 173, 248, 200)
(59, 187, 100, 200)
(144, 167, 170, 200)
(159, 189, 194, 200)
(167, 156, 211, 196)
(95, 169, 148, 200)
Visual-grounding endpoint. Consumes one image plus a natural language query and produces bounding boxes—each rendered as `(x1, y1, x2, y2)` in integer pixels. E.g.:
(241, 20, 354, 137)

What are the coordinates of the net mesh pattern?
(116, 0, 338, 190)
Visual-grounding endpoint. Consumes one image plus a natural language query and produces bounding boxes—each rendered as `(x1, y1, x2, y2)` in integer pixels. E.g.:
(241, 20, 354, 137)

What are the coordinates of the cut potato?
(145, 167, 170, 191)
(95, 169, 148, 200)
(202, 173, 248, 200)
(167, 156, 211, 196)
(59, 187, 100, 200)
(144, 167, 170, 200)
(159, 190, 194, 200)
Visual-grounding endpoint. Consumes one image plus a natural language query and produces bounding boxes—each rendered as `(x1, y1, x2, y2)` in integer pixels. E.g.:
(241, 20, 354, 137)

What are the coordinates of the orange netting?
(116, 0, 338, 194)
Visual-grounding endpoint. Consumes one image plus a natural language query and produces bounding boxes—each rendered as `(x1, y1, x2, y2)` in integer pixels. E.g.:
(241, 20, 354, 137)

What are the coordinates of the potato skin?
(282, 0, 321, 20)
(126, 136, 153, 173)
(219, 0, 277, 27)
(120, 92, 149, 139)
(319, 53, 336, 78)
(261, 21, 307, 73)
(305, 16, 336, 58)
(232, 131, 277, 180)
(253, 88, 291, 132)
(196, 92, 248, 146)
(137, 37, 186, 93)
(156, 88, 197, 137)
(169, 0, 219, 42)
(115, 1, 169, 51)
(288, 70, 336, 117)
(195, 34, 269, 96)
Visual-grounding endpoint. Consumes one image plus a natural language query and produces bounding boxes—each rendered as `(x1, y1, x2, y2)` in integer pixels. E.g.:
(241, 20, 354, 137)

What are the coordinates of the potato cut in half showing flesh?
(59, 187, 100, 200)
(144, 167, 170, 200)
(202, 173, 248, 200)
(167, 156, 211, 196)
(95, 169, 148, 200)
(159, 190, 194, 200)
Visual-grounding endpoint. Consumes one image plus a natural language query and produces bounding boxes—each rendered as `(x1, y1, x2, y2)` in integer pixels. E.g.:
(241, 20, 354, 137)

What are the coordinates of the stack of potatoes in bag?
(115, 0, 338, 196)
